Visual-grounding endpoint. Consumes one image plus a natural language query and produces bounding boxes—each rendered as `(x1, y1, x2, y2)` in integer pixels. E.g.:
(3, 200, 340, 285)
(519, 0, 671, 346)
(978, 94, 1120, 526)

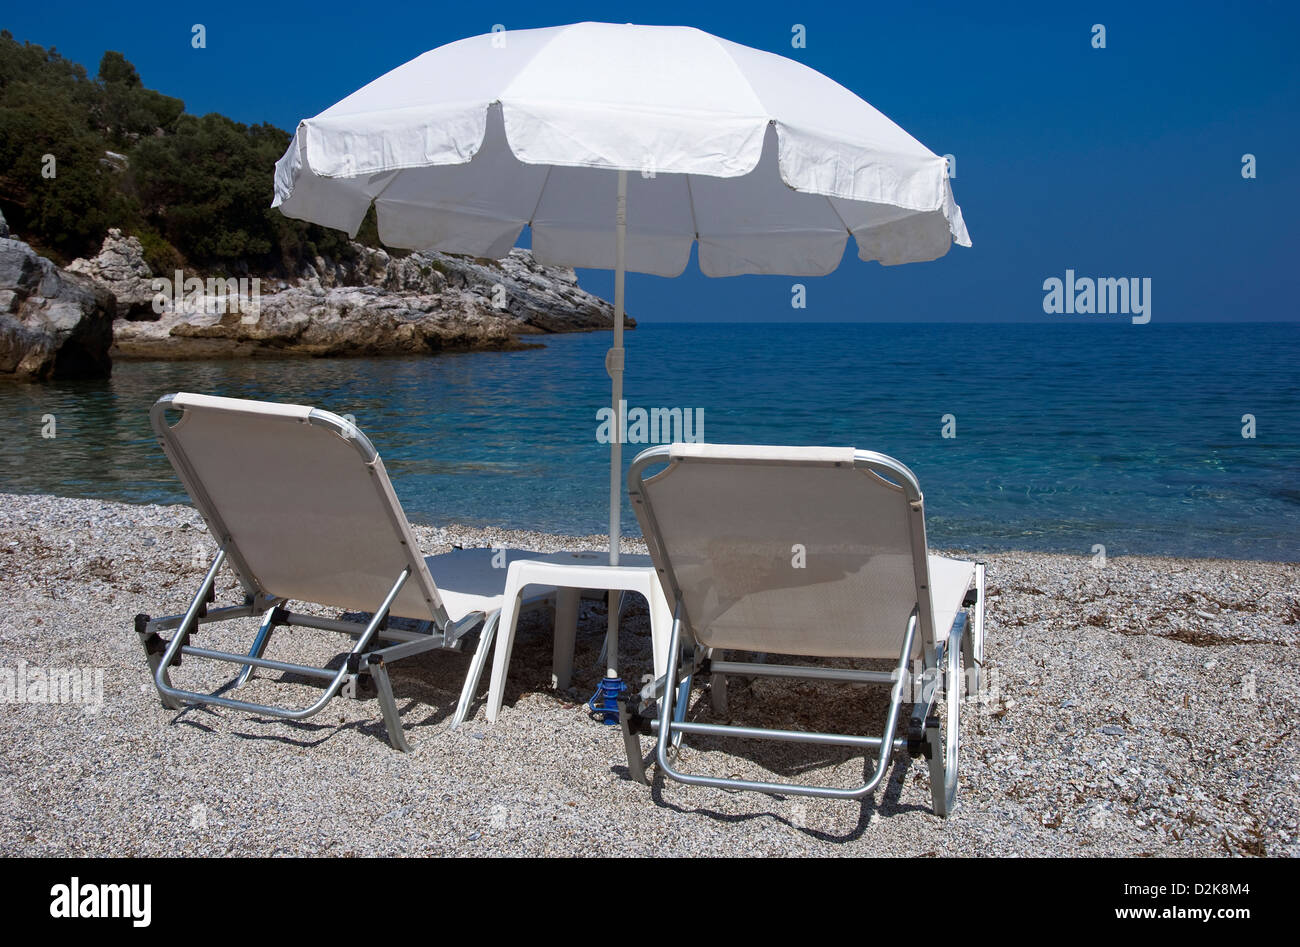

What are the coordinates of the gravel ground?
(1, 491, 1297, 857)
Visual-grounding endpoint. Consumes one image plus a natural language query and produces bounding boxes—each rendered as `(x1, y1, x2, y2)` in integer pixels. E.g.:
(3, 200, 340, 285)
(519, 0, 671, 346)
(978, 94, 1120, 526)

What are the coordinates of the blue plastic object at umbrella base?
(589, 674, 628, 725)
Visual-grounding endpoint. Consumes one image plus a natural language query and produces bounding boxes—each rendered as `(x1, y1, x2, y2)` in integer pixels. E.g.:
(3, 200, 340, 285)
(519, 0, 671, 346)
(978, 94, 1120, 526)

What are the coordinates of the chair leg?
(136, 615, 184, 710)
(708, 647, 728, 716)
(552, 588, 580, 689)
(452, 613, 498, 727)
(486, 581, 526, 723)
(645, 575, 674, 681)
(671, 661, 694, 749)
(655, 608, 687, 774)
(367, 655, 411, 752)
(710, 667, 728, 717)
(236, 605, 278, 688)
(140, 549, 229, 710)
(143, 650, 184, 710)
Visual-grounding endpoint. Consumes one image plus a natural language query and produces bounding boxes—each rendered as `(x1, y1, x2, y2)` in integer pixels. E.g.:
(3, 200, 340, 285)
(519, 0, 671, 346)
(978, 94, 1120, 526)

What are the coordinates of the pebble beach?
(1, 491, 1297, 857)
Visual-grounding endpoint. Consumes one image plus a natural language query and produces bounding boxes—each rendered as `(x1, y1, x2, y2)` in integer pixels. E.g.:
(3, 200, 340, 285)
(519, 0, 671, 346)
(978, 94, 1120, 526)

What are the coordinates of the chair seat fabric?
(928, 554, 976, 645)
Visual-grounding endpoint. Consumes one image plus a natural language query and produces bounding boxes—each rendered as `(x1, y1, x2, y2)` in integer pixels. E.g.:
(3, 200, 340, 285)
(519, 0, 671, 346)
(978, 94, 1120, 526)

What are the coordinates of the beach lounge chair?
(618, 444, 985, 815)
(134, 392, 556, 750)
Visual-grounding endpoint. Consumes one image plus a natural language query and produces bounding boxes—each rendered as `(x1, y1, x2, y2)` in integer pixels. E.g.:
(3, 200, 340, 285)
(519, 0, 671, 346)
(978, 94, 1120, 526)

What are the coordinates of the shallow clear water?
(1, 322, 1296, 560)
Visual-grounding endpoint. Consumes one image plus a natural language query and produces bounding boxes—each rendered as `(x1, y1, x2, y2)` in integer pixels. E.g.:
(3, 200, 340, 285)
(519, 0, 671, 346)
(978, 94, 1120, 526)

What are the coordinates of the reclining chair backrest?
(151, 392, 449, 624)
(629, 443, 938, 660)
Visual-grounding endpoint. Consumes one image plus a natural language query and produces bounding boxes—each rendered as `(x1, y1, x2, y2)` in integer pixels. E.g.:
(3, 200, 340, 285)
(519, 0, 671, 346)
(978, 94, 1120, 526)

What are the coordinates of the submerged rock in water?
(0, 238, 114, 381)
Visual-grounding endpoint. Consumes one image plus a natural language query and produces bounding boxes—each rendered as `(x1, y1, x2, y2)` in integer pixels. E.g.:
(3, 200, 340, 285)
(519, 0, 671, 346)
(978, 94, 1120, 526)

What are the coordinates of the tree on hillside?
(96, 50, 184, 148)
(0, 37, 119, 259)
(0, 31, 373, 272)
(97, 51, 140, 87)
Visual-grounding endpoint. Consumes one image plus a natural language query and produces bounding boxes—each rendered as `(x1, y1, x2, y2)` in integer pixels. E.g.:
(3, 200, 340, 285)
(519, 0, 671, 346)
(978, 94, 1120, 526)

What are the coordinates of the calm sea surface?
(1, 323, 1296, 560)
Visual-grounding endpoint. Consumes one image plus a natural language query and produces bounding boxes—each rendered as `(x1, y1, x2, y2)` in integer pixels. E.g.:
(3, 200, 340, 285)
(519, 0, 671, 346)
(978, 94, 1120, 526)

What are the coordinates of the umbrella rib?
(685, 174, 701, 243)
(368, 170, 401, 207)
(526, 166, 554, 228)
(825, 194, 853, 237)
(353, 171, 402, 243)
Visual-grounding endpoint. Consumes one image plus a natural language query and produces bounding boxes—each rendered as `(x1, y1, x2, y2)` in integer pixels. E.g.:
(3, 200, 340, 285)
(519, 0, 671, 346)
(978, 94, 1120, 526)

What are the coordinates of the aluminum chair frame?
(617, 444, 984, 815)
(135, 394, 506, 752)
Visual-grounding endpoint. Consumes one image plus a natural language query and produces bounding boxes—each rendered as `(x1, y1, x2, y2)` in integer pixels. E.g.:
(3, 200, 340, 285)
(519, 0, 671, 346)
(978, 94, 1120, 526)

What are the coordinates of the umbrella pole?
(593, 169, 628, 722)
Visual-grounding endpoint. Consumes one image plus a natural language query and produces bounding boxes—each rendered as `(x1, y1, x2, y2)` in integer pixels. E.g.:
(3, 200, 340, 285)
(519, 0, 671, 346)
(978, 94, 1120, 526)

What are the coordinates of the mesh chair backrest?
(153, 393, 447, 623)
(631, 444, 934, 659)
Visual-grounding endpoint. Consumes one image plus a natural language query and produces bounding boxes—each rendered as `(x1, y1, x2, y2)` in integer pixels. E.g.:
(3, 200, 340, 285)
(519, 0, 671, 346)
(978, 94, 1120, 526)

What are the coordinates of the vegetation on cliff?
(0, 31, 378, 275)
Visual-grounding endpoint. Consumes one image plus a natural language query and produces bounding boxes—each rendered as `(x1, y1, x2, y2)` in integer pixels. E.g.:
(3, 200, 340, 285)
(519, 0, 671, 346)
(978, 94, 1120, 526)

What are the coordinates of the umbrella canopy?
(272, 22, 970, 685)
(274, 22, 969, 274)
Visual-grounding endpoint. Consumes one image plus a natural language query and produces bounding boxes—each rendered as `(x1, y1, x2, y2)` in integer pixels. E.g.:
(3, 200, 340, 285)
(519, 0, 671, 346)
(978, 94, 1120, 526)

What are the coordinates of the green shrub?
(135, 228, 185, 275)
(0, 30, 383, 273)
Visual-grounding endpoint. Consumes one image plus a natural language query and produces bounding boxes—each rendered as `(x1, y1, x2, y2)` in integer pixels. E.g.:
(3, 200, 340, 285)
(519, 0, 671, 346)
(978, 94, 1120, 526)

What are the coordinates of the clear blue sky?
(6, 1, 1298, 322)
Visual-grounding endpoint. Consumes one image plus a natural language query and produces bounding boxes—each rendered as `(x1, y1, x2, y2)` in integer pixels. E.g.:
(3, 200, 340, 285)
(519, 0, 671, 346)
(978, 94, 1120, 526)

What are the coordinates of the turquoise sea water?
(1, 322, 1296, 560)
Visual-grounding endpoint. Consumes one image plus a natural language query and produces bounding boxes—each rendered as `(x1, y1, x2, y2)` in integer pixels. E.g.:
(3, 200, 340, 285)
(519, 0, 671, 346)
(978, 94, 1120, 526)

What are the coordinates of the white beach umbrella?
(272, 21, 970, 688)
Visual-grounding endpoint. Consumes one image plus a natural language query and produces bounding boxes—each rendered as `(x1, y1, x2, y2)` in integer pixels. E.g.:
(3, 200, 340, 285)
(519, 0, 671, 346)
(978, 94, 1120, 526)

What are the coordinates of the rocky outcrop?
(301, 244, 622, 335)
(67, 229, 156, 319)
(68, 230, 628, 360)
(114, 285, 521, 359)
(0, 238, 115, 381)
(0, 207, 9, 239)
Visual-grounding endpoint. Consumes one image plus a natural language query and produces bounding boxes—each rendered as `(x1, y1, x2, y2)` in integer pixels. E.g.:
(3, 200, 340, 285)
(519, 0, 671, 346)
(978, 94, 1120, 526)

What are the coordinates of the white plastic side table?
(461, 551, 673, 724)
